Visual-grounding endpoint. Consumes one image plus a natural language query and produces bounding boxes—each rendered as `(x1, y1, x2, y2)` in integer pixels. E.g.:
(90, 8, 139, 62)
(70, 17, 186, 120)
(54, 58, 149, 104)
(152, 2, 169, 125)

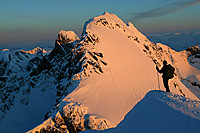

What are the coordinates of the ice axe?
(153, 59, 161, 91)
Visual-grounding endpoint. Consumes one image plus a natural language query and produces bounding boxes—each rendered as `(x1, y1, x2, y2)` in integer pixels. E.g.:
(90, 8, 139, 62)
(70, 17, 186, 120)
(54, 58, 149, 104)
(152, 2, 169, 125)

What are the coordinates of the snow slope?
(61, 12, 198, 126)
(0, 12, 199, 133)
(28, 12, 199, 133)
(85, 90, 200, 133)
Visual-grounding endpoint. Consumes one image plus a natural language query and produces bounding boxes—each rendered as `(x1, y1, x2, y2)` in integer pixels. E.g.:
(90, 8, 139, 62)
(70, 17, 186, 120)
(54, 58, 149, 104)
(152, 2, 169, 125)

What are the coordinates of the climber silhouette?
(156, 60, 175, 93)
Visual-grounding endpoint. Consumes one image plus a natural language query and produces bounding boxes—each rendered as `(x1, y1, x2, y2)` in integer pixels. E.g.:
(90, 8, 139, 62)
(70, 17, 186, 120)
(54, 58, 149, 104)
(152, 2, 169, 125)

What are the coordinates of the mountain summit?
(0, 12, 199, 133)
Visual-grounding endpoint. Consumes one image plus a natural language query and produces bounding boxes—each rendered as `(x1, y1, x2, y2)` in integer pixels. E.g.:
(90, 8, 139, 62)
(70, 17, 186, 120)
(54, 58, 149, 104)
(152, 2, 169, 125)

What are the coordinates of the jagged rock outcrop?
(0, 47, 51, 121)
(186, 45, 200, 69)
(27, 12, 199, 133)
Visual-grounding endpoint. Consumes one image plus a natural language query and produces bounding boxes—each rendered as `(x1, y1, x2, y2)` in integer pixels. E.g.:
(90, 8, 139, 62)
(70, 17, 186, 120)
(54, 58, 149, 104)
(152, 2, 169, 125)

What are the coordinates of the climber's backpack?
(165, 64, 175, 79)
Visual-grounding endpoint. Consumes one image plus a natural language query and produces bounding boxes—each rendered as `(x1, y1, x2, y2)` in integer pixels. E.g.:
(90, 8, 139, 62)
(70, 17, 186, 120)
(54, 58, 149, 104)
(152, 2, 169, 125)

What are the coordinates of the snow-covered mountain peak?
(1, 12, 200, 133)
(83, 12, 150, 51)
(2, 49, 9, 52)
(0, 49, 10, 61)
(56, 30, 79, 45)
(25, 12, 199, 133)
(20, 47, 50, 55)
(84, 12, 128, 31)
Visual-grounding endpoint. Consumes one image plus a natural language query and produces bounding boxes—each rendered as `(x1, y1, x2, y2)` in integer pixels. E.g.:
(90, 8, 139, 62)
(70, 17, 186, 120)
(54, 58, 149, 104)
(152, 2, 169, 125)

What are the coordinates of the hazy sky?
(0, 0, 200, 48)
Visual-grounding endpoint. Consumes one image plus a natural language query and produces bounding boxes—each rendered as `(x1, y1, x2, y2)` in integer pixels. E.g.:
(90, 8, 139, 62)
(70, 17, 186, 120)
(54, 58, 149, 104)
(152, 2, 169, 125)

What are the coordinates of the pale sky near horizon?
(0, 0, 200, 48)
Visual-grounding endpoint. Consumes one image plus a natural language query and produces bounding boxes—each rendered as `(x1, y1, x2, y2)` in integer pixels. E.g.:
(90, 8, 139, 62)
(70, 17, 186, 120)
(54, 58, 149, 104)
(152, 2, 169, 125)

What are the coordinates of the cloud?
(132, 0, 200, 20)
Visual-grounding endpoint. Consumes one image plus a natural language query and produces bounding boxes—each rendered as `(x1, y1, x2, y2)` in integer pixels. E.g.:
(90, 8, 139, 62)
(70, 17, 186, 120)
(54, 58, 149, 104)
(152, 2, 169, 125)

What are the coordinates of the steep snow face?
(64, 12, 159, 126)
(86, 90, 200, 133)
(62, 12, 198, 126)
(28, 12, 200, 133)
(143, 43, 199, 83)
(146, 44, 200, 99)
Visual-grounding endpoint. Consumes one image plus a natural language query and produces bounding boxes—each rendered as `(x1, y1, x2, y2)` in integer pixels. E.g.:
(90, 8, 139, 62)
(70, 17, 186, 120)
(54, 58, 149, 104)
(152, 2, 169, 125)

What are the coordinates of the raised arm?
(156, 66, 163, 73)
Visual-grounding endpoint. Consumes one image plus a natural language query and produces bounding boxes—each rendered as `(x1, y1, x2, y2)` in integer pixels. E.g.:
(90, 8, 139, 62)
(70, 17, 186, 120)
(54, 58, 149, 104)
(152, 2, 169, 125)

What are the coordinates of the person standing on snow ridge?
(156, 60, 175, 93)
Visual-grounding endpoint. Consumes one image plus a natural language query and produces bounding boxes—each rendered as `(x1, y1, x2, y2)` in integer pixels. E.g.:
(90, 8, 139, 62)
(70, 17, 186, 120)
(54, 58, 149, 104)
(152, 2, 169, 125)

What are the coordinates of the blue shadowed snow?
(85, 90, 200, 133)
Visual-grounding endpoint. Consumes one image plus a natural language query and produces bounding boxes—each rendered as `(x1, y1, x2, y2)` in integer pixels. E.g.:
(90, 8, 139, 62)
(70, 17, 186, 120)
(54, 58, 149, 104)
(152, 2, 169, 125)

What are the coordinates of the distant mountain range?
(147, 31, 200, 51)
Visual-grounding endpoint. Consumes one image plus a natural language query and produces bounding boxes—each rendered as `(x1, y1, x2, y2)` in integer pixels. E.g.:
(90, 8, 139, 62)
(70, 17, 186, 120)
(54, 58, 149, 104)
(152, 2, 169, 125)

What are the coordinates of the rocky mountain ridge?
(0, 12, 199, 133)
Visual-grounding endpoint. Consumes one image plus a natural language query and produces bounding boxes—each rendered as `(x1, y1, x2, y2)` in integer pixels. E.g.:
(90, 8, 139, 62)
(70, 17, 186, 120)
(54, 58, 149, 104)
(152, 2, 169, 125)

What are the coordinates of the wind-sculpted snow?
(86, 90, 200, 133)
(28, 100, 110, 133)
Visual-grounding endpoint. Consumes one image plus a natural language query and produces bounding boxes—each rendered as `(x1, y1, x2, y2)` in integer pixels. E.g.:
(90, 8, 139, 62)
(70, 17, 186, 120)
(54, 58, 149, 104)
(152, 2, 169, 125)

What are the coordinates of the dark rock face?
(33, 29, 110, 132)
(186, 45, 200, 56)
(30, 56, 52, 76)
(0, 60, 7, 76)
(0, 29, 108, 133)
(0, 50, 39, 120)
(26, 57, 43, 72)
(186, 45, 200, 68)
